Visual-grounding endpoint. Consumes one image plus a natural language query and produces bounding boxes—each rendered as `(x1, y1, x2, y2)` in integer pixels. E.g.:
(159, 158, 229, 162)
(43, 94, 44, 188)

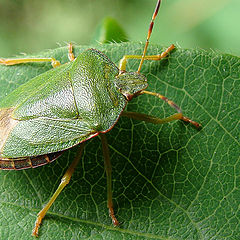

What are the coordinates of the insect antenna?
(137, 0, 162, 73)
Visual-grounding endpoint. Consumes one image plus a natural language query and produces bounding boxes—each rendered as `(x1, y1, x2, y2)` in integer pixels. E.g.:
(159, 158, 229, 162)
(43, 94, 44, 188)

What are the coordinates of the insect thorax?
(70, 49, 128, 131)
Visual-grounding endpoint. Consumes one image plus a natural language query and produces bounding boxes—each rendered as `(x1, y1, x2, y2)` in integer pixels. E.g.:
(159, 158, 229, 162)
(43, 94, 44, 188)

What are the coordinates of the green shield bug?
(0, 0, 201, 237)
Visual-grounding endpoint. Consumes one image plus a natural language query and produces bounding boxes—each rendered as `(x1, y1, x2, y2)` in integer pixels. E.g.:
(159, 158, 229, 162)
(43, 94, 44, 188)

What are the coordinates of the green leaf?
(0, 43, 239, 239)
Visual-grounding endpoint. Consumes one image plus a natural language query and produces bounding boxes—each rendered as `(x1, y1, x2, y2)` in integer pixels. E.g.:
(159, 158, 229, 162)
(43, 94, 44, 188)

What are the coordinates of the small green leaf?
(92, 17, 128, 44)
(0, 43, 239, 239)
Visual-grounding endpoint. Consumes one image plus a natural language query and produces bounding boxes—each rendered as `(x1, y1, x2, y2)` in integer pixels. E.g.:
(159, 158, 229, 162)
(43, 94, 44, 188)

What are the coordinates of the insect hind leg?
(32, 143, 85, 237)
(100, 133, 119, 226)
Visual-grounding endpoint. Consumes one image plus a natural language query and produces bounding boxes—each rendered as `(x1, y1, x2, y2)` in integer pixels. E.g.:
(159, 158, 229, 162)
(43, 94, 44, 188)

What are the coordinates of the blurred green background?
(0, 0, 239, 57)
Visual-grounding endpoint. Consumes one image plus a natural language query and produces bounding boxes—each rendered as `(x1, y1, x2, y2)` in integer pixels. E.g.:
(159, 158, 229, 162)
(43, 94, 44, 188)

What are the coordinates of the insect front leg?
(100, 133, 119, 226)
(32, 143, 85, 237)
(118, 44, 175, 73)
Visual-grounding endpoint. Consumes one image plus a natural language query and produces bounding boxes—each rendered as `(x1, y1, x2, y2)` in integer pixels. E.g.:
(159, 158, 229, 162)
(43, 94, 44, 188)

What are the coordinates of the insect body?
(0, 49, 129, 161)
(0, 0, 200, 237)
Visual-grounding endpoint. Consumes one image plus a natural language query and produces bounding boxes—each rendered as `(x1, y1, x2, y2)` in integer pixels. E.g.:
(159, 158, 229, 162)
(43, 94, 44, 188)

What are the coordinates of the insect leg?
(32, 143, 85, 237)
(118, 44, 175, 73)
(122, 111, 201, 128)
(68, 43, 75, 61)
(122, 111, 184, 124)
(140, 90, 201, 128)
(100, 133, 119, 226)
(0, 57, 61, 68)
(0, 44, 75, 68)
